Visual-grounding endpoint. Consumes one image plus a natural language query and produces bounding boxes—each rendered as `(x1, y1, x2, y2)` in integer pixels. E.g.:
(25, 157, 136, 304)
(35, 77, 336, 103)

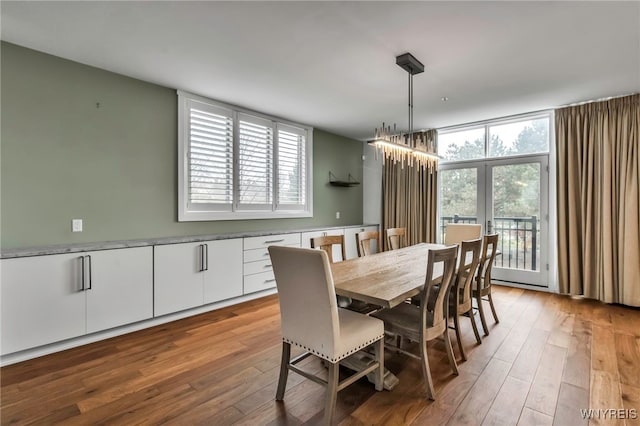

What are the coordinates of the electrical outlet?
(335, 211, 340, 219)
(72, 219, 83, 232)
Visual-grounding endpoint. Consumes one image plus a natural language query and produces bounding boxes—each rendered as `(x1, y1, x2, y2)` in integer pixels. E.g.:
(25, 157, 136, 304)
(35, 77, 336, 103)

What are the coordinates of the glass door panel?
(438, 164, 485, 243)
(486, 156, 548, 286)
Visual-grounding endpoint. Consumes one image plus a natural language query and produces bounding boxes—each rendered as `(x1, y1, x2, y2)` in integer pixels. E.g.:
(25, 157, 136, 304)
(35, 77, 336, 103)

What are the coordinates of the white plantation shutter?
(187, 101, 233, 210)
(178, 91, 312, 221)
(238, 114, 273, 208)
(277, 125, 306, 209)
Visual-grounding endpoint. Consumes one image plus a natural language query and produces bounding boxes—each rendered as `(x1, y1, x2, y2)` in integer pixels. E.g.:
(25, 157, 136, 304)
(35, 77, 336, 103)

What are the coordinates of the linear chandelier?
(369, 53, 438, 170)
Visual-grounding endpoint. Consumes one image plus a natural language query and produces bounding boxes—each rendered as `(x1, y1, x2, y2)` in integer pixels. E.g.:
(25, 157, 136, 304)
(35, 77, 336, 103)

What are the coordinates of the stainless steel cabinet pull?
(264, 279, 276, 283)
(264, 239, 285, 244)
(264, 264, 272, 268)
(80, 256, 85, 291)
(199, 244, 204, 272)
(87, 255, 92, 290)
(204, 244, 209, 271)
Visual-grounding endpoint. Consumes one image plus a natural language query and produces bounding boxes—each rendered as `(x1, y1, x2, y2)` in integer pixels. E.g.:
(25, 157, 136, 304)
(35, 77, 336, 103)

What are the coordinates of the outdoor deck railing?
(440, 215, 539, 271)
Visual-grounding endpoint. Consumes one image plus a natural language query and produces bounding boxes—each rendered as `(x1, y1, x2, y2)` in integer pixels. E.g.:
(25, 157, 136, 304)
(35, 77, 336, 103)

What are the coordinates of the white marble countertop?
(1, 224, 379, 259)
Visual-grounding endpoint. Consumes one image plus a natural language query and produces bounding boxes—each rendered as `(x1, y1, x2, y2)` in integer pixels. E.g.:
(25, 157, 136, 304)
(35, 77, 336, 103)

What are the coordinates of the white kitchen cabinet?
(344, 225, 379, 259)
(301, 228, 346, 262)
(1, 246, 153, 355)
(203, 239, 243, 304)
(1, 253, 85, 355)
(85, 247, 153, 333)
(154, 239, 243, 316)
(243, 233, 300, 294)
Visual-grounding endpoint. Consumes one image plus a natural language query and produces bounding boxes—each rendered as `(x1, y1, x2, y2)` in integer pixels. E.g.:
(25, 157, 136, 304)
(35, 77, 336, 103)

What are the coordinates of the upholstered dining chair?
(444, 223, 482, 245)
(356, 230, 380, 257)
(372, 246, 459, 400)
(310, 235, 347, 263)
(268, 246, 385, 425)
(448, 238, 482, 361)
(474, 233, 500, 336)
(385, 227, 406, 251)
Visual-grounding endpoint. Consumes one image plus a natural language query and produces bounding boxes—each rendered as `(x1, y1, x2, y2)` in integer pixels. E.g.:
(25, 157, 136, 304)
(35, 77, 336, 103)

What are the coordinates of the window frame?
(437, 111, 552, 164)
(178, 91, 313, 221)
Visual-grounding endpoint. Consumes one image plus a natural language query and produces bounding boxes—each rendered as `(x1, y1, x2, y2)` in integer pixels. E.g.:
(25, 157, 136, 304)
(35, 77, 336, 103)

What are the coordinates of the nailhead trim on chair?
(283, 334, 385, 363)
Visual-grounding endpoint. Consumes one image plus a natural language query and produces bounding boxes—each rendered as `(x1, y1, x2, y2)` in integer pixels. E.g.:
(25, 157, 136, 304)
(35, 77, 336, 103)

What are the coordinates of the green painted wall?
(0, 43, 364, 249)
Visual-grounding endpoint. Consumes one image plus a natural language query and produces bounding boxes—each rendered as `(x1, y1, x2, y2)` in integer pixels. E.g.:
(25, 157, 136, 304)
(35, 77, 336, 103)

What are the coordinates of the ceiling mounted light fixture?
(370, 53, 438, 169)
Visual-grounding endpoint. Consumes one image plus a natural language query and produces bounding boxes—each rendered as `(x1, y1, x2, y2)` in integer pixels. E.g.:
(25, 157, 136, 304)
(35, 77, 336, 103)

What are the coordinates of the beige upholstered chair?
(474, 233, 500, 336)
(449, 238, 482, 361)
(385, 227, 406, 251)
(372, 246, 459, 400)
(268, 246, 385, 424)
(356, 230, 379, 257)
(311, 235, 347, 263)
(444, 223, 482, 245)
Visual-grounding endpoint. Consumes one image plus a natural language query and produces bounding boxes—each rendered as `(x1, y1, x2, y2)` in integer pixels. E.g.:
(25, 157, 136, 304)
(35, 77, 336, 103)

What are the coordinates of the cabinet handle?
(80, 256, 85, 291)
(264, 264, 272, 268)
(198, 244, 204, 272)
(264, 279, 276, 283)
(204, 244, 209, 271)
(264, 239, 285, 244)
(87, 255, 92, 290)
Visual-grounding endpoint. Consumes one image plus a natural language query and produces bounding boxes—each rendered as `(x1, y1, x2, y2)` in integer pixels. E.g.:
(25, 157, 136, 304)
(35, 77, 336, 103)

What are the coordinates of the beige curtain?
(556, 94, 640, 307)
(382, 129, 438, 249)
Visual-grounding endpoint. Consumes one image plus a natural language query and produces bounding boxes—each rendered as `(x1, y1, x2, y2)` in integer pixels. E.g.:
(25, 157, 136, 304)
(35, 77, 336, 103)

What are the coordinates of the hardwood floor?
(2, 286, 639, 425)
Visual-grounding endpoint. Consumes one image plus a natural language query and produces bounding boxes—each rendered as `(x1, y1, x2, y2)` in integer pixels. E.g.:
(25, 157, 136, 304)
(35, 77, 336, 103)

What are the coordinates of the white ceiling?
(2, 1, 639, 141)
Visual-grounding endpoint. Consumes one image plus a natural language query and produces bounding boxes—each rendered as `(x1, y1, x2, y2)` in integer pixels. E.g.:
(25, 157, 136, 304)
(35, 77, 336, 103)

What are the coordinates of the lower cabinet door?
(1, 254, 86, 355)
(203, 239, 243, 304)
(154, 242, 204, 316)
(85, 247, 153, 334)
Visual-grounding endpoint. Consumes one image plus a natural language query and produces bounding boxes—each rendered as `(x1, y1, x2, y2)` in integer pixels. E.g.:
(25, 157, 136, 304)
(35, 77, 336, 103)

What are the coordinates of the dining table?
(330, 242, 448, 309)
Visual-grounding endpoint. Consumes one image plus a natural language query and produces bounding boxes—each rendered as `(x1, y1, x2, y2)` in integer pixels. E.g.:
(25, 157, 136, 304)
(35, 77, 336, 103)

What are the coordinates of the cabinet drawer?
(244, 233, 300, 250)
(244, 259, 273, 276)
(243, 245, 300, 263)
(244, 271, 276, 294)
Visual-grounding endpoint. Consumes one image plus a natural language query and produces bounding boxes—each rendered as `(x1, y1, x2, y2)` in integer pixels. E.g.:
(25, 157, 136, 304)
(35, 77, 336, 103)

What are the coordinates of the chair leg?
(476, 293, 490, 336)
(488, 292, 500, 323)
(374, 338, 384, 391)
(469, 309, 482, 344)
(324, 362, 339, 425)
(419, 339, 436, 400)
(443, 329, 459, 376)
(275, 342, 291, 401)
(453, 313, 466, 361)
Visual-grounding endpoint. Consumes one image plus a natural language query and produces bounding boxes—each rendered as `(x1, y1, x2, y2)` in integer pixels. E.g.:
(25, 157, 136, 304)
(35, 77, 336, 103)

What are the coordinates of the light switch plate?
(72, 219, 83, 232)
(335, 211, 340, 219)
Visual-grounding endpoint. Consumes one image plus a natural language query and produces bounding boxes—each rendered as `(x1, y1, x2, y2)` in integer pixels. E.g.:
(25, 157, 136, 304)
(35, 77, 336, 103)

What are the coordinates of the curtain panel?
(556, 94, 640, 307)
(382, 129, 438, 249)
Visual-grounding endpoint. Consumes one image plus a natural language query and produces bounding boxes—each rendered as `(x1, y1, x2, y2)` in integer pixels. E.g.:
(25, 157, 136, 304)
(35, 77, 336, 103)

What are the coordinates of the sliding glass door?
(438, 113, 551, 287)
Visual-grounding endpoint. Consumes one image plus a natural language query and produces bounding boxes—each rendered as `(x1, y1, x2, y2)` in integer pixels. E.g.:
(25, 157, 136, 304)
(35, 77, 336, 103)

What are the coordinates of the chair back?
(356, 230, 379, 257)
(420, 246, 458, 338)
(444, 223, 482, 245)
(311, 235, 346, 263)
(476, 233, 499, 291)
(269, 246, 340, 358)
(451, 238, 482, 313)
(385, 227, 406, 250)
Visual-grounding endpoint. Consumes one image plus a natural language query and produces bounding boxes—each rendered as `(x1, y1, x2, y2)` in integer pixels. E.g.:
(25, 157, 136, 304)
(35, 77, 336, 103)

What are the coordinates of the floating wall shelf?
(328, 172, 360, 187)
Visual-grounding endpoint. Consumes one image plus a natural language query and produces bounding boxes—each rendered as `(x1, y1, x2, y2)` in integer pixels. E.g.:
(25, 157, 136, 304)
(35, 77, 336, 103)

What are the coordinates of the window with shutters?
(178, 91, 313, 221)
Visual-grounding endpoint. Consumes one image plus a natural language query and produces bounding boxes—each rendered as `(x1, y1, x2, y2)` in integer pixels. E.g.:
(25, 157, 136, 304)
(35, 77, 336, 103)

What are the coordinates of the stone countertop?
(1, 224, 379, 259)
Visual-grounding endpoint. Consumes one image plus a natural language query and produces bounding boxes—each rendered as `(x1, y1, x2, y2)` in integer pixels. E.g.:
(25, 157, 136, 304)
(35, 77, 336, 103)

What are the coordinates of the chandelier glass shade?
(370, 53, 438, 170)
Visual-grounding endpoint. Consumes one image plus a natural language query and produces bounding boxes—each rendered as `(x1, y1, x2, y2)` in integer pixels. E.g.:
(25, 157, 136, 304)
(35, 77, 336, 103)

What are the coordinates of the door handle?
(86, 255, 92, 290)
(487, 220, 492, 234)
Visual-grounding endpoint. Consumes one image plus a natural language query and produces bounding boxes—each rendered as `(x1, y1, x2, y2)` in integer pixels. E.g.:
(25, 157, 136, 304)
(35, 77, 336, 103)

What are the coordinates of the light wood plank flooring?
(2, 286, 639, 425)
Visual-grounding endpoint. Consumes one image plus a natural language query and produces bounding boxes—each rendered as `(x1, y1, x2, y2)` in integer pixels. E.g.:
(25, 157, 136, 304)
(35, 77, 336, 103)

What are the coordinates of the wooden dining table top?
(330, 243, 447, 309)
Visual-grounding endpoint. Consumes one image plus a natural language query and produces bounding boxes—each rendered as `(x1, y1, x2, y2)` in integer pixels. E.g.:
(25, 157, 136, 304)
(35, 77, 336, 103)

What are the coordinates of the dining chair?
(473, 233, 500, 336)
(356, 230, 380, 257)
(310, 235, 347, 263)
(448, 238, 482, 361)
(372, 246, 459, 400)
(444, 223, 482, 245)
(268, 246, 385, 425)
(385, 227, 406, 251)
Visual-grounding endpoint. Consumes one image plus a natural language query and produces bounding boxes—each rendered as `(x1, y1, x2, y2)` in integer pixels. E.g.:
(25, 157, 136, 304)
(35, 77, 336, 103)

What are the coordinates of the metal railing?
(440, 215, 539, 271)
